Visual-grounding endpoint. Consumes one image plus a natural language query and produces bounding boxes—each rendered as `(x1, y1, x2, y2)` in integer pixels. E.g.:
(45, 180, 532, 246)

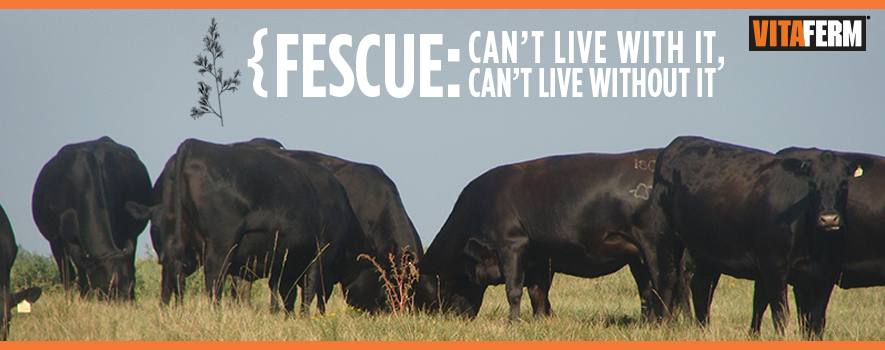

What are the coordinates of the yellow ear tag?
(16, 300, 32, 313)
(854, 166, 864, 178)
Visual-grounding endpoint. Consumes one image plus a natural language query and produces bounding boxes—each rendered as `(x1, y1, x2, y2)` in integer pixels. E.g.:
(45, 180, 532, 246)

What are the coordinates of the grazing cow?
(777, 148, 885, 289)
(234, 138, 422, 260)
(1, 203, 42, 341)
(32, 136, 151, 300)
(648, 136, 871, 339)
(126, 139, 387, 314)
(228, 138, 423, 308)
(415, 149, 662, 321)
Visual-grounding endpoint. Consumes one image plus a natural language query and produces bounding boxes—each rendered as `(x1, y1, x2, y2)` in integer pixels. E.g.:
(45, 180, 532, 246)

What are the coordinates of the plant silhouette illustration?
(190, 18, 241, 127)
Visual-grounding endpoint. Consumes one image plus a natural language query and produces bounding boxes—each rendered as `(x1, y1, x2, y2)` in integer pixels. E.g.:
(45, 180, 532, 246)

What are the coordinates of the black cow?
(126, 139, 387, 314)
(1, 203, 42, 341)
(32, 136, 151, 300)
(777, 148, 885, 289)
(415, 149, 662, 321)
(232, 138, 422, 260)
(648, 136, 872, 339)
(228, 138, 423, 307)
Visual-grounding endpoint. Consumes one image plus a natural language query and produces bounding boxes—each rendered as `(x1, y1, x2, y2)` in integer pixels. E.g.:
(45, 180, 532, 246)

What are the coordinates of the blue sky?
(1, 9, 883, 255)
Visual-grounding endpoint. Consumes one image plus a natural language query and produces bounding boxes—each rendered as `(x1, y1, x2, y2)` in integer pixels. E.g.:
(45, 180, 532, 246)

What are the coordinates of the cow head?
(343, 241, 402, 313)
(81, 240, 136, 301)
(412, 240, 491, 318)
(413, 273, 447, 312)
(126, 200, 198, 305)
(125, 201, 172, 300)
(341, 263, 387, 312)
(413, 273, 481, 318)
(2, 287, 41, 341)
(780, 151, 873, 232)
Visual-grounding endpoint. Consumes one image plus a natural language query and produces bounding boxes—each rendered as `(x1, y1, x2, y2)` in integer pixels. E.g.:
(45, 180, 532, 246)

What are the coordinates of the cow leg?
(793, 282, 834, 340)
(689, 263, 720, 327)
(266, 263, 286, 314)
(278, 278, 299, 316)
(628, 261, 655, 322)
(749, 280, 769, 336)
(230, 276, 253, 308)
(768, 287, 788, 336)
(316, 257, 336, 316)
(526, 269, 554, 318)
(174, 272, 186, 305)
(268, 284, 282, 313)
(498, 237, 528, 322)
(643, 216, 679, 321)
(319, 280, 335, 315)
(756, 272, 788, 336)
(270, 261, 301, 316)
(56, 211, 80, 292)
(300, 283, 315, 316)
(49, 243, 75, 291)
(301, 273, 332, 316)
(670, 246, 692, 321)
(296, 278, 310, 316)
(75, 261, 90, 298)
(299, 261, 326, 316)
(202, 253, 227, 304)
(160, 264, 186, 306)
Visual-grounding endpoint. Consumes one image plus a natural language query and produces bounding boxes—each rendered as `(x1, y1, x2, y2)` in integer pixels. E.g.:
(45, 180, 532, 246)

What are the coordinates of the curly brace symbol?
(247, 28, 268, 98)
(629, 183, 653, 200)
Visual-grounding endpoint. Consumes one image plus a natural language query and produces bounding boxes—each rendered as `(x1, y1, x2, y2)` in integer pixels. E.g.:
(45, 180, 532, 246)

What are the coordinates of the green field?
(7, 251, 885, 341)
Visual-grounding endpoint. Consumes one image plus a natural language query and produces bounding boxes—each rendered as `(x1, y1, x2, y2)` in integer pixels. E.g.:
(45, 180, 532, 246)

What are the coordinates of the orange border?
(5, 342, 885, 349)
(2, 1, 884, 9)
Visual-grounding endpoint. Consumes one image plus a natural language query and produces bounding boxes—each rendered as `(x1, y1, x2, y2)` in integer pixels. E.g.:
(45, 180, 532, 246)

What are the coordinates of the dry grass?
(7, 257, 885, 340)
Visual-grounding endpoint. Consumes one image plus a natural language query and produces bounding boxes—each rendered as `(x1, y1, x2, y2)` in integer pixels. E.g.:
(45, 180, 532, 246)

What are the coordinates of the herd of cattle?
(1, 135, 883, 340)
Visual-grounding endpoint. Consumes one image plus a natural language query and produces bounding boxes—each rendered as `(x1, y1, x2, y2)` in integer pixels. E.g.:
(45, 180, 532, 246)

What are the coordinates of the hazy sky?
(1, 9, 883, 256)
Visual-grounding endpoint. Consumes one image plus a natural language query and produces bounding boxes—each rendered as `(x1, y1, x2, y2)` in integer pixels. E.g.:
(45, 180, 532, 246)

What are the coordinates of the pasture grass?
(6, 253, 885, 340)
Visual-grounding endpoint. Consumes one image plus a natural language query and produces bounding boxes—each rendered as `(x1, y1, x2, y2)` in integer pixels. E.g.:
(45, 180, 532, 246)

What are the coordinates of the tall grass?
(6, 252, 885, 340)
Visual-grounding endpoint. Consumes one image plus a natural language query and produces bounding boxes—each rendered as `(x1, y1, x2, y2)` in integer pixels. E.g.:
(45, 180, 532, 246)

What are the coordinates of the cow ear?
(121, 239, 136, 254)
(464, 238, 493, 262)
(125, 201, 154, 220)
(12, 287, 42, 306)
(781, 158, 811, 176)
(843, 155, 874, 178)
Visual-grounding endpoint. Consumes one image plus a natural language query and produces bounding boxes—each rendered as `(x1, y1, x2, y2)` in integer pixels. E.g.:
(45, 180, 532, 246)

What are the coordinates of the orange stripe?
(4, 0, 884, 9)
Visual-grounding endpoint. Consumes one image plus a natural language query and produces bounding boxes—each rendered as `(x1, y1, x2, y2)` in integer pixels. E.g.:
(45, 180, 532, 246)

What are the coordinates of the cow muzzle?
(818, 214, 842, 231)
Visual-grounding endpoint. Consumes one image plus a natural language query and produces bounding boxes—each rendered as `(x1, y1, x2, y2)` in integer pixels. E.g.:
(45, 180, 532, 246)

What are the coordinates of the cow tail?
(171, 141, 189, 265)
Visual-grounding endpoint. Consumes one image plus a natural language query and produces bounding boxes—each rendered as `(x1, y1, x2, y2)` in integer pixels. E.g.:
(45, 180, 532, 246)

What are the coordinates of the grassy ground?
(7, 253, 885, 340)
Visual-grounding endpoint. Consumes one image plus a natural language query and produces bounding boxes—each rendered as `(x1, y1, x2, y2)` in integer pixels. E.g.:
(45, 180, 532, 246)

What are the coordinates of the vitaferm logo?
(749, 16, 867, 51)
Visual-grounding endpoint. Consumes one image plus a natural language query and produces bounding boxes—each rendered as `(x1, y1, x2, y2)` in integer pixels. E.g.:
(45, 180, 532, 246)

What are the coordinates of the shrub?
(359, 246, 419, 316)
(9, 247, 60, 292)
